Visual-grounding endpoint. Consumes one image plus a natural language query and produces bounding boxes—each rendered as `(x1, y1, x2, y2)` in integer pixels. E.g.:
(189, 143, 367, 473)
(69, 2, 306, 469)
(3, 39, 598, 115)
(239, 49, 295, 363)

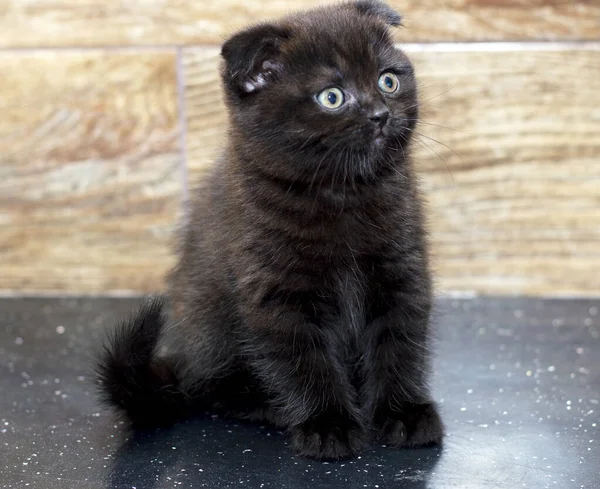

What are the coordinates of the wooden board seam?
(0, 41, 599, 55)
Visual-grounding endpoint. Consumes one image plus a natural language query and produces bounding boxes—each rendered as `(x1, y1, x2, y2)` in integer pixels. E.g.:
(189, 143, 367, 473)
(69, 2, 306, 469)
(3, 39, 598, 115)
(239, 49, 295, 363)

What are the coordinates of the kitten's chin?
(371, 126, 395, 149)
(370, 131, 394, 153)
(373, 134, 386, 147)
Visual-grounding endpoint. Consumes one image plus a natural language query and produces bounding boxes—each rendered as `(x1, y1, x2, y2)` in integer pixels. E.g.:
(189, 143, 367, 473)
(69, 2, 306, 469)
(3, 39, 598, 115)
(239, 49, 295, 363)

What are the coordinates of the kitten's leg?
(239, 292, 367, 460)
(165, 294, 277, 423)
(364, 291, 444, 448)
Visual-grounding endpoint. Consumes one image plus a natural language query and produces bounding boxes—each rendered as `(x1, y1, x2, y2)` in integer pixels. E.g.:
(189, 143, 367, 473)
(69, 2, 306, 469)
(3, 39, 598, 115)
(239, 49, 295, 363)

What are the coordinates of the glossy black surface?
(0, 297, 598, 488)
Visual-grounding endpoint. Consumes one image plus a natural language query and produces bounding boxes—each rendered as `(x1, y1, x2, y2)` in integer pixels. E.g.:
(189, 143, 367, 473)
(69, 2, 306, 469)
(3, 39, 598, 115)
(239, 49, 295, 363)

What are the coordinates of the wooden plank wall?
(1, 1, 599, 296)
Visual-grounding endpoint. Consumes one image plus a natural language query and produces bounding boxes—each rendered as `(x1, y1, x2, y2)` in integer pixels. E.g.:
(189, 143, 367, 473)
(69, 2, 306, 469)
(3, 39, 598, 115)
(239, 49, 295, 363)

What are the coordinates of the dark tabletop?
(0, 297, 598, 489)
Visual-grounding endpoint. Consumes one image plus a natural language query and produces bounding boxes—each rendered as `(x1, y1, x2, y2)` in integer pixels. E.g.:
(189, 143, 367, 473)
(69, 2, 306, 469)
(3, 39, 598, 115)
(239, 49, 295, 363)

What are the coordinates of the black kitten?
(96, 0, 444, 460)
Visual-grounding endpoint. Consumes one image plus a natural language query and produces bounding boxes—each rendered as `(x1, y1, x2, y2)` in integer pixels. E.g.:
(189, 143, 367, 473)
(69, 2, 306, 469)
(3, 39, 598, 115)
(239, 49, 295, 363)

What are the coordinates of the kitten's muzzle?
(369, 108, 389, 128)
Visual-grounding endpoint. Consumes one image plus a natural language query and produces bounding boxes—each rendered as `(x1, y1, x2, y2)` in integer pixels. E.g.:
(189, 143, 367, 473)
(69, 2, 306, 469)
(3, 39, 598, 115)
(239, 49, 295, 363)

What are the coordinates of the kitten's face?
(221, 1, 417, 182)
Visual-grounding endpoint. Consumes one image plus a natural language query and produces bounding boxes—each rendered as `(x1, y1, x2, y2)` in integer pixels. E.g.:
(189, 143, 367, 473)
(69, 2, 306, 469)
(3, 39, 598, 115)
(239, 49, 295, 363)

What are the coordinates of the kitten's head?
(220, 0, 417, 183)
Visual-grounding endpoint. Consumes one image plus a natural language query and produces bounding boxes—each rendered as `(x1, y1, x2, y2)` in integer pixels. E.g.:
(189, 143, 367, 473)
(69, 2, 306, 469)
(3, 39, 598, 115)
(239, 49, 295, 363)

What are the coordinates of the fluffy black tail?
(95, 296, 189, 428)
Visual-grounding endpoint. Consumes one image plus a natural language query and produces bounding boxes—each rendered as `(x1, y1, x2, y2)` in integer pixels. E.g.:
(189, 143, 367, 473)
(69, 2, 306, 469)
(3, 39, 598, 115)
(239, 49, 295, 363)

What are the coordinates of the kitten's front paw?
(290, 413, 367, 460)
(376, 402, 444, 448)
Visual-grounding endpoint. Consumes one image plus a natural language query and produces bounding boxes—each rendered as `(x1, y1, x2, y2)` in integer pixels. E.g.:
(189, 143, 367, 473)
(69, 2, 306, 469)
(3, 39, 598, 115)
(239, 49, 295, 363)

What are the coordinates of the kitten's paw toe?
(290, 413, 367, 460)
(404, 402, 444, 447)
(378, 418, 407, 447)
(377, 402, 444, 448)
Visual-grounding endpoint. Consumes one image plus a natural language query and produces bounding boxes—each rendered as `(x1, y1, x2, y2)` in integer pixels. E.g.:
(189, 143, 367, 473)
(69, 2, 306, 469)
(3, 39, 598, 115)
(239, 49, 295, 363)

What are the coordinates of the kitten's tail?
(95, 296, 189, 428)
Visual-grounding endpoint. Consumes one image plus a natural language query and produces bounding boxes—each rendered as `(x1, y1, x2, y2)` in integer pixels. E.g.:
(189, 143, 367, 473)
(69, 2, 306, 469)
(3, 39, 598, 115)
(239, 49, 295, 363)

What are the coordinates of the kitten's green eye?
(378, 72, 399, 93)
(317, 87, 345, 109)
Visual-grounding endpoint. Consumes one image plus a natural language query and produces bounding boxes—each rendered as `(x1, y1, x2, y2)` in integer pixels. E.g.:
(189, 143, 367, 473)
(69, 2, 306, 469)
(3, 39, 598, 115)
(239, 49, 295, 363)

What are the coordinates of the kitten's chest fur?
(233, 180, 409, 327)
(193, 152, 425, 343)
(335, 257, 368, 340)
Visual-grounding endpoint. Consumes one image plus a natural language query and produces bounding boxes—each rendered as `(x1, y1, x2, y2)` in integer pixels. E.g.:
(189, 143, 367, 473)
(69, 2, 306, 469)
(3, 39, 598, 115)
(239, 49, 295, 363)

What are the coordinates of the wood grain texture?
(0, 0, 598, 48)
(0, 51, 181, 293)
(183, 46, 600, 296)
(411, 46, 600, 295)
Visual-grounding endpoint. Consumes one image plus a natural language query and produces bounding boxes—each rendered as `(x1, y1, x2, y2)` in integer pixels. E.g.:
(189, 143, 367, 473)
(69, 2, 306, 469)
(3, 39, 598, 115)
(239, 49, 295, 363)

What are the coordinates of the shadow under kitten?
(108, 415, 443, 488)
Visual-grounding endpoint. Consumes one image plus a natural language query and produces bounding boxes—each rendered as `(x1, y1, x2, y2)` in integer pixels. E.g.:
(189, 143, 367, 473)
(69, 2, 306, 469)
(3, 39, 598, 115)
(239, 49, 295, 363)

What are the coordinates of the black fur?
(96, 0, 444, 460)
(353, 0, 403, 26)
(221, 23, 291, 95)
(94, 297, 189, 428)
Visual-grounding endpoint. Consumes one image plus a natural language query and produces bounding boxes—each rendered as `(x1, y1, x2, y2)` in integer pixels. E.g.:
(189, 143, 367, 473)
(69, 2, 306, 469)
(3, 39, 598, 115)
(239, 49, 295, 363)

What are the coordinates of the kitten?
(96, 0, 444, 460)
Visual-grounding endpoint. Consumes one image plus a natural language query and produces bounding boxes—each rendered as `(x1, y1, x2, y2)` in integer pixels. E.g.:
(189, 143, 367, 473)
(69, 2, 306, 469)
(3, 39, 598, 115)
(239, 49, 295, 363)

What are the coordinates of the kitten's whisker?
(162, 315, 191, 334)
(306, 138, 349, 213)
(416, 81, 460, 102)
(297, 131, 321, 152)
(408, 119, 472, 135)
(413, 136, 456, 189)
(310, 138, 345, 185)
(416, 131, 465, 168)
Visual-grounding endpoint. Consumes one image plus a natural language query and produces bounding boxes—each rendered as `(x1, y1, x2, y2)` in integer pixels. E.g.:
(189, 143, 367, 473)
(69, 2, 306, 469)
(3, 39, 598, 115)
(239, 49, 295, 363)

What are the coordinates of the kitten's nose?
(369, 107, 389, 128)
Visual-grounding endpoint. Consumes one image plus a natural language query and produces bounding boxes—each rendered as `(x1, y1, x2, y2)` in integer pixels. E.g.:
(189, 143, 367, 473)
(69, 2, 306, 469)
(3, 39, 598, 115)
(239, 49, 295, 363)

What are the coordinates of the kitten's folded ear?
(352, 0, 402, 27)
(221, 23, 291, 95)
